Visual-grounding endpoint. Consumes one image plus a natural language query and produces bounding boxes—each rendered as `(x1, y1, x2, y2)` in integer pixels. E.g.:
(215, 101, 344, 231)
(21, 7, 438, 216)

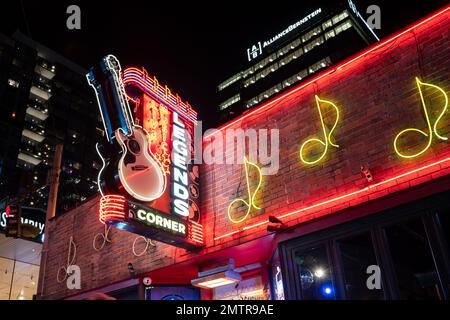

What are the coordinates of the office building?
(217, 1, 379, 123)
(0, 31, 103, 214)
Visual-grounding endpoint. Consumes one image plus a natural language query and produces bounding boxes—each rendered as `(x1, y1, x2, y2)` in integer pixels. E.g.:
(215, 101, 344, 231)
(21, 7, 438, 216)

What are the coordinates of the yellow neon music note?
(394, 78, 449, 159)
(300, 95, 340, 165)
(227, 157, 263, 224)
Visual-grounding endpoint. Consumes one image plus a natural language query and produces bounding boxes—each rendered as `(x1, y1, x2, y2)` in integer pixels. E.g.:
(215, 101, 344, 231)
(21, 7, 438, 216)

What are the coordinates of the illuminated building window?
(308, 57, 332, 74)
(325, 29, 336, 40)
(217, 72, 243, 92)
(335, 20, 353, 36)
(292, 47, 303, 59)
(302, 26, 322, 43)
(322, 19, 333, 30)
(8, 79, 19, 88)
(219, 94, 241, 111)
(304, 35, 324, 52)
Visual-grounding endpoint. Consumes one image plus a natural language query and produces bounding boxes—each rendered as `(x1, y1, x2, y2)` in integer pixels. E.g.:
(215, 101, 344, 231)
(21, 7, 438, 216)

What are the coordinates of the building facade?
(0, 31, 102, 213)
(216, 1, 379, 123)
(37, 6, 450, 300)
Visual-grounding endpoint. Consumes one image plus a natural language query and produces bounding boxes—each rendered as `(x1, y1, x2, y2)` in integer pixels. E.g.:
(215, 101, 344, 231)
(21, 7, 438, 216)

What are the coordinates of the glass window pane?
(295, 245, 335, 300)
(385, 218, 443, 300)
(437, 212, 450, 255)
(0, 257, 14, 300)
(10, 261, 40, 300)
(337, 232, 384, 300)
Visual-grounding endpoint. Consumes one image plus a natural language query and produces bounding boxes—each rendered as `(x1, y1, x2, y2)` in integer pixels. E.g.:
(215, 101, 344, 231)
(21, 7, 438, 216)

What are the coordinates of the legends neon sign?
(171, 112, 191, 217)
(88, 56, 203, 250)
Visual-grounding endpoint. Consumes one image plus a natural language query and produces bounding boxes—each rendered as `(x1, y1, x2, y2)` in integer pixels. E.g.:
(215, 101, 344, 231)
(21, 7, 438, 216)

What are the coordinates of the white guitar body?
(115, 126, 166, 202)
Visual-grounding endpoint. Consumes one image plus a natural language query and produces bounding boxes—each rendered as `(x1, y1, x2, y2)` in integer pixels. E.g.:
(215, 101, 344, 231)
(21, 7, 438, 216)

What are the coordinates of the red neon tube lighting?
(205, 5, 450, 140)
(99, 195, 126, 224)
(122, 67, 197, 124)
(188, 220, 205, 244)
(214, 155, 450, 241)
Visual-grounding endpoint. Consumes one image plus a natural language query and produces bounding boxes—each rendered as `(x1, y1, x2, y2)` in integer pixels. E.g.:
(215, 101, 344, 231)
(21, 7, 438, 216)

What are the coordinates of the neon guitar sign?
(88, 55, 166, 201)
(88, 55, 203, 250)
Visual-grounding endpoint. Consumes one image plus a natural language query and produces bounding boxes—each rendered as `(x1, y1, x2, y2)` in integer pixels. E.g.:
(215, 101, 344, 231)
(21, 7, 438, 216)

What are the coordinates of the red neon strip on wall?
(214, 156, 450, 241)
(204, 5, 450, 140)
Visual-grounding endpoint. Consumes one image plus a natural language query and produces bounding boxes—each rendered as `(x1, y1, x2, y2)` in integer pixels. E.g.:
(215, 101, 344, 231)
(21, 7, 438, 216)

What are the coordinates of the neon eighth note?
(394, 77, 449, 159)
(300, 95, 340, 165)
(227, 157, 263, 223)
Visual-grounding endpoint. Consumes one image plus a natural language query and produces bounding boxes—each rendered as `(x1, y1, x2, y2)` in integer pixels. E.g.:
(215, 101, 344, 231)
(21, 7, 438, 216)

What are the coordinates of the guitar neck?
(87, 55, 135, 142)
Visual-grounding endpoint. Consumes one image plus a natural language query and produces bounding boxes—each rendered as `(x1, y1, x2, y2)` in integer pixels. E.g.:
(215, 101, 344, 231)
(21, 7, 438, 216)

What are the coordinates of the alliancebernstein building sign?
(247, 8, 322, 61)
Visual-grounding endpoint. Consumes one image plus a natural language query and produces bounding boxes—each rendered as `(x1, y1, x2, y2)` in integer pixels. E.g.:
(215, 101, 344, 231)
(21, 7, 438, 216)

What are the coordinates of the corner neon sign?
(88, 56, 203, 250)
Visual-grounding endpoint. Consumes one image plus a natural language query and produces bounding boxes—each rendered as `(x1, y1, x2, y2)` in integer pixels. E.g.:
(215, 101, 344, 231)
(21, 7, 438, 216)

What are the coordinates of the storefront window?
(384, 218, 443, 300)
(213, 274, 269, 300)
(145, 286, 199, 300)
(295, 245, 335, 300)
(337, 232, 384, 300)
(0, 257, 39, 300)
(437, 212, 450, 255)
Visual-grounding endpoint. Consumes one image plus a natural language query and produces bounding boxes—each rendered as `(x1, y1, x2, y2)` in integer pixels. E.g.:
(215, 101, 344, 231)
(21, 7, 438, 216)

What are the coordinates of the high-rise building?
(216, 1, 379, 123)
(0, 31, 103, 214)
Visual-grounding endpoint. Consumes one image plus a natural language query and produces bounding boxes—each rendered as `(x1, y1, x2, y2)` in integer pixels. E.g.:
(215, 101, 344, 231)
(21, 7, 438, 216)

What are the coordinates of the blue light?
(115, 222, 127, 230)
(322, 285, 334, 297)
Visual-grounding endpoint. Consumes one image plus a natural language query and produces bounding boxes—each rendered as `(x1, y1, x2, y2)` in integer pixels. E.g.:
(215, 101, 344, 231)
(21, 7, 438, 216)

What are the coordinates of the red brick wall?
(203, 8, 450, 245)
(38, 8, 450, 299)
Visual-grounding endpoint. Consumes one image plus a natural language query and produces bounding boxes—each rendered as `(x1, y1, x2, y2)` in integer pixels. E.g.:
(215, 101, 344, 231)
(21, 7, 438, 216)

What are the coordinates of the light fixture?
(17, 288, 25, 300)
(268, 215, 283, 224)
(314, 268, 325, 278)
(191, 259, 241, 289)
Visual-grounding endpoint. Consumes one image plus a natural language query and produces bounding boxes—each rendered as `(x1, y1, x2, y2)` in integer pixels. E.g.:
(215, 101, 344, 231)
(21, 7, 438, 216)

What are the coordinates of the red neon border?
(211, 5, 450, 241)
(122, 67, 197, 124)
(205, 5, 450, 139)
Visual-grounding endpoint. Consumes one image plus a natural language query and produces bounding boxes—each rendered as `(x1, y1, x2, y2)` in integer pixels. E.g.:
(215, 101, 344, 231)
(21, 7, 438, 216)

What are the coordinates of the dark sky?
(1, 0, 448, 128)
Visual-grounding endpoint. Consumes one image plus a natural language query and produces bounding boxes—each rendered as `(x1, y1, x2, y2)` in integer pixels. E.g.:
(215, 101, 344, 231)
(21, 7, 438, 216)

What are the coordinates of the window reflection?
(437, 213, 450, 256)
(337, 233, 384, 300)
(295, 246, 335, 300)
(385, 218, 443, 300)
(0, 257, 39, 300)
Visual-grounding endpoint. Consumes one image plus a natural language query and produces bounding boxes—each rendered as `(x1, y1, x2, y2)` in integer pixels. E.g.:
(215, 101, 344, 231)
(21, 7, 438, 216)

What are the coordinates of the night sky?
(1, 0, 448, 128)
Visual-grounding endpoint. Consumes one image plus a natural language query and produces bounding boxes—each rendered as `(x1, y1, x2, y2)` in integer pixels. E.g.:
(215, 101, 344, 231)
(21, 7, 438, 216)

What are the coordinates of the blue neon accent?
(107, 73, 129, 135)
